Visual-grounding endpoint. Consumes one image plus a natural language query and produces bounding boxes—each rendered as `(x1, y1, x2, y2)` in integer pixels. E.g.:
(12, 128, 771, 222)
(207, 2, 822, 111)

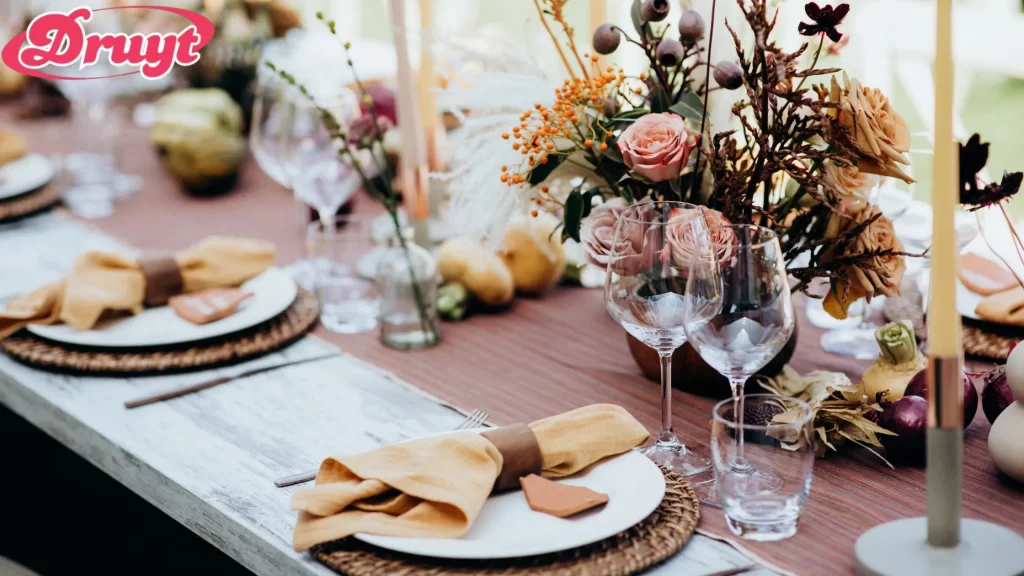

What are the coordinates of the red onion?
(903, 369, 978, 428)
(981, 366, 1013, 424)
(878, 396, 928, 465)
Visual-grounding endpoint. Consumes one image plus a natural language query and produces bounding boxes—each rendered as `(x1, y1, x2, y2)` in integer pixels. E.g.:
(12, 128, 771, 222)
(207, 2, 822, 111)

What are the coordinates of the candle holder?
(854, 358, 1024, 576)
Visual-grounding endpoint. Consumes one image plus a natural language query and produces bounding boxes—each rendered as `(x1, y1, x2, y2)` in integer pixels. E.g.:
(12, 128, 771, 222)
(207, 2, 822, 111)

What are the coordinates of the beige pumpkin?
(437, 237, 515, 307)
(500, 213, 566, 294)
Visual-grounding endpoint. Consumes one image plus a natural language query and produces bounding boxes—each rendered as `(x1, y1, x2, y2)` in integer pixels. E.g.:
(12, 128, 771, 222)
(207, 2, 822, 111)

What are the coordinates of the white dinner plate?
(25, 267, 297, 348)
(355, 445, 666, 560)
(957, 279, 986, 322)
(0, 154, 56, 200)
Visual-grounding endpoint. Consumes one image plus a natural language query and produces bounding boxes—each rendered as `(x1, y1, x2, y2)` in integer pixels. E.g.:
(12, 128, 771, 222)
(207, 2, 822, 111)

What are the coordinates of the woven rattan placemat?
(962, 322, 1019, 362)
(883, 286, 1019, 362)
(313, 469, 699, 576)
(0, 184, 61, 223)
(0, 288, 320, 375)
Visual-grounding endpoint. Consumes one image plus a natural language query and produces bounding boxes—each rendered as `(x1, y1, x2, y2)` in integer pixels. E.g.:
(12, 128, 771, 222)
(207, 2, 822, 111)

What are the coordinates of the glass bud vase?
(375, 236, 441, 350)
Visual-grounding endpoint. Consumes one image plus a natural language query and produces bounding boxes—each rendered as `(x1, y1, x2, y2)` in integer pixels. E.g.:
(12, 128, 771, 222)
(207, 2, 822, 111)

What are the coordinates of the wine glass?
(251, 77, 318, 287)
(683, 224, 796, 500)
(604, 201, 712, 476)
(286, 91, 363, 232)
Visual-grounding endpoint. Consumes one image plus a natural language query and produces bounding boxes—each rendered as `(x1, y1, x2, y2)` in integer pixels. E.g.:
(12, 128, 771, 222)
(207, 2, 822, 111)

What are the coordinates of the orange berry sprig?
(501, 59, 626, 193)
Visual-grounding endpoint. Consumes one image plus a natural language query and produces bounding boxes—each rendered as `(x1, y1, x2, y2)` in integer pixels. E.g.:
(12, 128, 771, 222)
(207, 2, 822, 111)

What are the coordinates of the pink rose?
(580, 197, 631, 267)
(580, 198, 657, 276)
(664, 207, 735, 269)
(617, 113, 700, 182)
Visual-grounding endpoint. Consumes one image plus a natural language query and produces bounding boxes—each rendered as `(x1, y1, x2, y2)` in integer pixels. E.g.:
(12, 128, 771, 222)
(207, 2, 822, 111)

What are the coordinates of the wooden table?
(1, 106, 1021, 575)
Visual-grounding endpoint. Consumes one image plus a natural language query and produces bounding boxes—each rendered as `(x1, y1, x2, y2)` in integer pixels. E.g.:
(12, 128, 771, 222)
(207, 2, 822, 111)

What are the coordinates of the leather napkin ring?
(481, 424, 543, 492)
(139, 254, 183, 307)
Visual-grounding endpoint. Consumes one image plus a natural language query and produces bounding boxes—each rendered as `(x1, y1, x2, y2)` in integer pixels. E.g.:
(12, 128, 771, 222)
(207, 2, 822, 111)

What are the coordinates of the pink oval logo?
(1, 5, 215, 81)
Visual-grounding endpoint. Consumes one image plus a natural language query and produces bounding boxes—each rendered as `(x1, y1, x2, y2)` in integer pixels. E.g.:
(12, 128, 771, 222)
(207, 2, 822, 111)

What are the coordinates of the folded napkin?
(0, 129, 27, 168)
(977, 286, 1024, 326)
(290, 404, 649, 552)
(0, 237, 275, 339)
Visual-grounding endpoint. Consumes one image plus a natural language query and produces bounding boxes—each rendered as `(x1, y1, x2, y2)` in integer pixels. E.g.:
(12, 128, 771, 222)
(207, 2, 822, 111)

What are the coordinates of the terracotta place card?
(959, 253, 1018, 296)
(519, 474, 609, 518)
(169, 288, 252, 325)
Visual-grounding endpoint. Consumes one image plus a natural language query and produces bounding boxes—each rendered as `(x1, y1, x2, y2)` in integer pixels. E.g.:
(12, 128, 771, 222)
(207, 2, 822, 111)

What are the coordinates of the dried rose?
(821, 160, 877, 216)
(822, 207, 906, 319)
(617, 113, 700, 183)
(829, 73, 913, 184)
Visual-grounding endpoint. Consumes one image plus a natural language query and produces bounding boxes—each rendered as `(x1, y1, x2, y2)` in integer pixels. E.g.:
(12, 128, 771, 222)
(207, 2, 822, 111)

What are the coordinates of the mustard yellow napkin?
(0, 237, 275, 339)
(290, 404, 649, 552)
(977, 286, 1024, 326)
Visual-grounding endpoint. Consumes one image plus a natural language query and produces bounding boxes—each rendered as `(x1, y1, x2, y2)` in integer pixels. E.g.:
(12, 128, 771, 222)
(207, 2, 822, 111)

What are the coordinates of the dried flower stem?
(532, 0, 579, 80)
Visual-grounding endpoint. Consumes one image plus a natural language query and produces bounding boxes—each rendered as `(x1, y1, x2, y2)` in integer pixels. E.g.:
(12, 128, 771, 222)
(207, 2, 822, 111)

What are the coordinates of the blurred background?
(2, 0, 1021, 219)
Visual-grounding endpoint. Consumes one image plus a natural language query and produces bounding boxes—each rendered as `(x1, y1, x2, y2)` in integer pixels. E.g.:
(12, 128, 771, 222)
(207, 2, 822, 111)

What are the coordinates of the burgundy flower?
(959, 133, 1023, 210)
(798, 2, 850, 43)
(961, 173, 1023, 212)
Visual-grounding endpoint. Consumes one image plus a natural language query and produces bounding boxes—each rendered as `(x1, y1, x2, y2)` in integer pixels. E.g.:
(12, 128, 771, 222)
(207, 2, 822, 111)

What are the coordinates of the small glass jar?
(375, 236, 441, 350)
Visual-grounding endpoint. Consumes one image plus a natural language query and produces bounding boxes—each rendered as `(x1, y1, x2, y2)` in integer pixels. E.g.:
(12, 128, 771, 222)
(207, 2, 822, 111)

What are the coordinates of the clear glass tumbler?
(711, 394, 814, 542)
(307, 216, 378, 334)
(376, 235, 441, 350)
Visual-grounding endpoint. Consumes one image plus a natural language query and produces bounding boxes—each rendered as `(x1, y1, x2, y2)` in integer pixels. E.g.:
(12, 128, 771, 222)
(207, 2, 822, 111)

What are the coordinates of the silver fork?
(273, 409, 489, 488)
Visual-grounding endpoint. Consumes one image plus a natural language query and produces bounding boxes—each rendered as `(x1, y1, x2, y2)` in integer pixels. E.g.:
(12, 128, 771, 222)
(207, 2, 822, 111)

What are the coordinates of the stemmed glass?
(286, 92, 363, 232)
(683, 225, 796, 499)
(604, 201, 712, 476)
(250, 79, 361, 286)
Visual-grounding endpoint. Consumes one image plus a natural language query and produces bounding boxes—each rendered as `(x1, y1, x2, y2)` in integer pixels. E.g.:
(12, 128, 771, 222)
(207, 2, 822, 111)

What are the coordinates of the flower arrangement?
(472, 0, 918, 320)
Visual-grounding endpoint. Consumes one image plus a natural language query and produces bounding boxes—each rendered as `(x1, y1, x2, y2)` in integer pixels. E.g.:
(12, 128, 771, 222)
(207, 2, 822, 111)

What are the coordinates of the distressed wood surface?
(0, 213, 772, 576)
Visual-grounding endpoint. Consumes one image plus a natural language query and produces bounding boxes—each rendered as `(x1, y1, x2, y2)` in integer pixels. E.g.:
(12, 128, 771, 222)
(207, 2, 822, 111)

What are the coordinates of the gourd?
(437, 238, 515, 307)
(151, 89, 246, 195)
(500, 213, 566, 294)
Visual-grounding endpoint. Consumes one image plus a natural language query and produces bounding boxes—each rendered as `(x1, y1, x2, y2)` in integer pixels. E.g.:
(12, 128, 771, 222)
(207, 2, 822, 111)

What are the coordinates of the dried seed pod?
(713, 61, 744, 90)
(656, 39, 685, 67)
(678, 10, 706, 45)
(592, 24, 621, 55)
(641, 0, 670, 23)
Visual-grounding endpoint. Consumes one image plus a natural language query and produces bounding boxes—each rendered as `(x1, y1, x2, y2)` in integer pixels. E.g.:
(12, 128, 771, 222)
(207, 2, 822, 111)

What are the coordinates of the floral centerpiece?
(445, 0, 916, 327)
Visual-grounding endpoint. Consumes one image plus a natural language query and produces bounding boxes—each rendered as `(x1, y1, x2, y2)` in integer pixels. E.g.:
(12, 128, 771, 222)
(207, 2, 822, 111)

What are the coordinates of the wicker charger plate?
(0, 287, 320, 375)
(883, 286, 1020, 362)
(0, 184, 61, 223)
(313, 469, 699, 576)
(962, 322, 1019, 362)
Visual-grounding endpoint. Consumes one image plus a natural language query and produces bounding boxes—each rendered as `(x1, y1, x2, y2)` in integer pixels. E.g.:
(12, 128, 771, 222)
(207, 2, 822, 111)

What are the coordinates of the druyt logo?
(1, 6, 214, 81)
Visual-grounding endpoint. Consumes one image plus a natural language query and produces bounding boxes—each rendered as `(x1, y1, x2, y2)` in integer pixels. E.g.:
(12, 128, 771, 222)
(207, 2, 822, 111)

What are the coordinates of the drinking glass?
(711, 394, 814, 541)
(307, 216, 378, 334)
(287, 92, 363, 231)
(683, 224, 796, 499)
(604, 201, 711, 476)
(251, 80, 360, 287)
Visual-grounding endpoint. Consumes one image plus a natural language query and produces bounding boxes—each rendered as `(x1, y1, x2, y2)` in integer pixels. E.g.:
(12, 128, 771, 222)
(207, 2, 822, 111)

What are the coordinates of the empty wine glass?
(604, 201, 712, 476)
(250, 77, 294, 189)
(286, 91, 363, 232)
(683, 224, 796, 501)
(251, 77, 316, 287)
